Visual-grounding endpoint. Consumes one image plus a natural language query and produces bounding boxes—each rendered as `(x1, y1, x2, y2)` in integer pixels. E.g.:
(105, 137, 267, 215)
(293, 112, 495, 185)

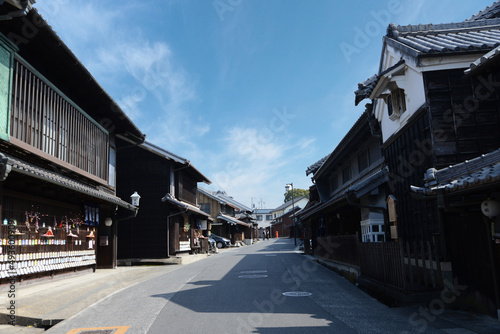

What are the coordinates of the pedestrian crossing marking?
(66, 326, 130, 334)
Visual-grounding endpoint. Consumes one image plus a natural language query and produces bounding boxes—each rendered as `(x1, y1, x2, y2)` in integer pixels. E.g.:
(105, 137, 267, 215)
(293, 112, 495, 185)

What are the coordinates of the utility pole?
(285, 183, 296, 246)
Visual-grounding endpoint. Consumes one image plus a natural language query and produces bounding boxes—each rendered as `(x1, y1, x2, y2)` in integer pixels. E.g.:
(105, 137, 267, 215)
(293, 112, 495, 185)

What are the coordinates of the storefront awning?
(1, 152, 137, 212)
(161, 193, 211, 219)
(216, 213, 250, 227)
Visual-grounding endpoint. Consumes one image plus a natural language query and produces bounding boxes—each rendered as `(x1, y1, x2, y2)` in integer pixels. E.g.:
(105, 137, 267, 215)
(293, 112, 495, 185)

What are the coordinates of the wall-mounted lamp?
(481, 199, 500, 217)
(131, 191, 141, 206)
(104, 217, 113, 227)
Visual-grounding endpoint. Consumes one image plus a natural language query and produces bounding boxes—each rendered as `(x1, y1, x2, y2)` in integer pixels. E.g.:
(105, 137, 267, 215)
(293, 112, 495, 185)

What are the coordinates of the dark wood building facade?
(197, 188, 252, 245)
(301, 110, 387, 251)
(354, 8, 500, 316)
(0, 3, 145, 283)
(117, 141, 211, 259)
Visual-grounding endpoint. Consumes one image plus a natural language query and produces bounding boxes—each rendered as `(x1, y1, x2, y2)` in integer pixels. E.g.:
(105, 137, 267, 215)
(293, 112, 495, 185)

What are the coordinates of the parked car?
(210, 234, 231, 248)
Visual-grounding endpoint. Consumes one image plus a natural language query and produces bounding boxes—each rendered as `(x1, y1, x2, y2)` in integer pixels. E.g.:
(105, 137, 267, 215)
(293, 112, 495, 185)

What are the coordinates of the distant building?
(254, 209, 273, 229)
(197, 188, 257, 245)
(270, 197, 309, 238)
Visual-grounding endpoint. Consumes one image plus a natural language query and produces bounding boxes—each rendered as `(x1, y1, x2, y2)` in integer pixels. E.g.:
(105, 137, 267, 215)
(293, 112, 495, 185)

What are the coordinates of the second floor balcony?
(9, 56, 110, 185)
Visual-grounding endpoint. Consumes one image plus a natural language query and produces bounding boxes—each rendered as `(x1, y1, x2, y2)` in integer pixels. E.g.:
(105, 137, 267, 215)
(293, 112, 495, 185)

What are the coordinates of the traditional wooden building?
(214, 190, 255, 244)
(0, 2, 145, 282)
(117, 141, 211, 259)
(301, 110, 386, 244)
(270, 206, 302, 239)
(300, 110, 387, 274)
(197, 188, 252, 245)
(236, 211, 258, 243)
(354, 3, 500, 316)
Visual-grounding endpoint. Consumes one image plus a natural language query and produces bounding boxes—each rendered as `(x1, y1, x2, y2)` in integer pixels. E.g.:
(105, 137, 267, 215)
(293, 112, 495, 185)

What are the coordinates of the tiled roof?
(141, 142, 211, 184)
(467, 1, 500, 21)
(216, 213, 250, 227)
(236, 212, 255, 222)
(386, 19, 500, 56)
(354, 59, 405, 106)
(161, 193, 211, 218)
(299, 168, 388, 220)
(273, 196, 308, 211)
(411, 148, 500, 196)
(214, 191, 252, 212)
(142, 141, 189, 164)
(356, 19, 500, 105)
(464, 45, 500, 75)
(198, 187, 226, 204)
(3, 152, 137, 211)
(306, 154, 330, 176)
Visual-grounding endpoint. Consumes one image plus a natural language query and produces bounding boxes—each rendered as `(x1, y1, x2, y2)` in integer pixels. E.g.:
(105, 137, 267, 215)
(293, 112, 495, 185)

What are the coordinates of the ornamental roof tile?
(306, 154, 330, 176)
(354, 59, 405, 106)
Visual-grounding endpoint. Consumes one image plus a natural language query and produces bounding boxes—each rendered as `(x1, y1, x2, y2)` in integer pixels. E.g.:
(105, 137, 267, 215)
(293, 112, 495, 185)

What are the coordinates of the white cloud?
(201, 125, 313, 208)
(35, 0, 209, 150)
(35, 1, 119, 46)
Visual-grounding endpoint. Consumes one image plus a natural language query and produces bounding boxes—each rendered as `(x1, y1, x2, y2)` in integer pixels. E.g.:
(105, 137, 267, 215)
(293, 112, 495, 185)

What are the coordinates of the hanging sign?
(387, 195, 397, 222)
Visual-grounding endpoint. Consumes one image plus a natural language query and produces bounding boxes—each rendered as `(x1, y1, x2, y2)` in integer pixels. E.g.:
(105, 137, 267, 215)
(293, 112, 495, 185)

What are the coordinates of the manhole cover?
(282, 291, 312, 297)
(240, 270, 267, 274)
(238, 274, 268, 278)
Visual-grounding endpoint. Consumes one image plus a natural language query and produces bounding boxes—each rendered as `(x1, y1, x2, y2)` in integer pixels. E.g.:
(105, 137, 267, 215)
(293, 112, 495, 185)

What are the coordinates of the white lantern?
(481, 199, 500, 217)
(104, 217, 113, 227)
(130, 191, 141, 206)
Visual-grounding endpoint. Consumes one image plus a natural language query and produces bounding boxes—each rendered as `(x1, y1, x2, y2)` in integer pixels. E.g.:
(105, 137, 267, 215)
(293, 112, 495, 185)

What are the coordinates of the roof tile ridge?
(467, 1, 500, 21)
(387, 19, 500, 38)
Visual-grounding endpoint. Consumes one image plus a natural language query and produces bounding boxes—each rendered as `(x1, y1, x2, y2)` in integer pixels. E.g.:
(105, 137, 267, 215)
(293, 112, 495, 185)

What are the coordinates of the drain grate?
(238, 274, 268, 278)
(79, 331, 115, 334)
(282, 291, 312, 297)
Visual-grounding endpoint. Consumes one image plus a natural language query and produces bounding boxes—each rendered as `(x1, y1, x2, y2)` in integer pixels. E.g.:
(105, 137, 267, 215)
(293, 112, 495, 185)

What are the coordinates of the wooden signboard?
(387, 195, 398, 240)
(387, 195, 397, 222)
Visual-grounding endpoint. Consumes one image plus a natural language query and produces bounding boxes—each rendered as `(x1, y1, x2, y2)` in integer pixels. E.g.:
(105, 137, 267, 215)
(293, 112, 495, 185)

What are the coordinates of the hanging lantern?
(130, 191, 141, 206)
(481, 199, 500, 217)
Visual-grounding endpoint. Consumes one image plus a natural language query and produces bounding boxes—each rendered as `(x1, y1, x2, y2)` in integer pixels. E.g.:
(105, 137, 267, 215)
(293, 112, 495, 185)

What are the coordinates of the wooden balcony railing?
(10, 57, 109, 182)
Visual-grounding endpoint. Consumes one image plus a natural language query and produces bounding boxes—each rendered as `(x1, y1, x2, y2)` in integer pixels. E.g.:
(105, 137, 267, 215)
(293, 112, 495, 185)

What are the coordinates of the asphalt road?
(46, 239, 442, 334)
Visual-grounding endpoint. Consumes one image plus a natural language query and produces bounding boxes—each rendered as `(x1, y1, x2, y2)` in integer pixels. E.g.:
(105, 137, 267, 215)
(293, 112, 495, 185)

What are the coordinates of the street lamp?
(285, 183, 296, 246)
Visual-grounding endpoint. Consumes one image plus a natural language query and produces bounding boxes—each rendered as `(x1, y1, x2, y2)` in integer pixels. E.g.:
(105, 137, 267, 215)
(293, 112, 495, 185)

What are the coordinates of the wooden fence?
(315, 235, 443, 293)
(315, 235, 359, 267)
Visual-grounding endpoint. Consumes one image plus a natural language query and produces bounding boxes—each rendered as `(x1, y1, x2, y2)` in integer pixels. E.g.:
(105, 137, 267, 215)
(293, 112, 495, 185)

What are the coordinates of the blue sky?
(34, 0, 495, 209)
